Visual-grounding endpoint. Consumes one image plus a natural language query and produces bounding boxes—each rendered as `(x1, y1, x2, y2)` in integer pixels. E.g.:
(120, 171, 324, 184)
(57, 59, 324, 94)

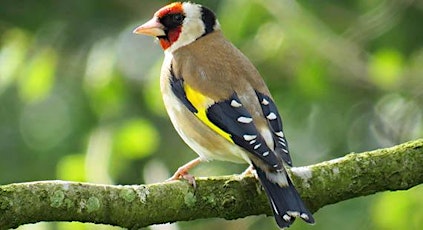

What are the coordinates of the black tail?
(254, 164, 315, 228)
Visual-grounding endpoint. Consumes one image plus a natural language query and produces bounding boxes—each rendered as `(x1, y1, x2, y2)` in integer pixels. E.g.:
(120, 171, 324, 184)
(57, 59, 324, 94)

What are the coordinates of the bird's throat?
(159, 27, 182, 50)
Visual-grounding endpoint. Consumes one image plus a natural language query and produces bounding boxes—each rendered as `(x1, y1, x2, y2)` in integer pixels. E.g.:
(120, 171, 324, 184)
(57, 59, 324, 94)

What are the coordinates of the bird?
(133, 2, 315, 228)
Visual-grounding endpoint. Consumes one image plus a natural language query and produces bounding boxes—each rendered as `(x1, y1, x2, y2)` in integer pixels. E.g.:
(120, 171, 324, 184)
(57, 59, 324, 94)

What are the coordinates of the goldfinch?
(133, 2, 314, 228)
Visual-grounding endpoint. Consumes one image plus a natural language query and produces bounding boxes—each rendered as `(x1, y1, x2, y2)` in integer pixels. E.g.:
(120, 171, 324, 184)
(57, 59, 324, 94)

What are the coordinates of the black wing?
(169, 69, 282, 169)
(206, 93, 282, 169)
(255, 91, 292, 166)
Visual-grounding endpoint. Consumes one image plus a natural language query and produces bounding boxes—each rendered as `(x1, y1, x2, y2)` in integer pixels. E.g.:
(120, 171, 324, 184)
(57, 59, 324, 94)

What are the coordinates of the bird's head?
(133, 2, 220, 52)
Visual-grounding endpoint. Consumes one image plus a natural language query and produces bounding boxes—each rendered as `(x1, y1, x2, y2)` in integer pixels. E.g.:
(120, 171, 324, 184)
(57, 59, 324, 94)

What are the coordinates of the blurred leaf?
(84, 38, 127, 118)
(16, 222, 51, 230)
(219, 0, 270, 43)
(57, 222, 124, 230)
(142, 159, 170, 184)
(0, 28, 29, 94)
(85, 127, 113, 184)
(56, 154, 86, 181)
(18, 47, 57, 103)
(372, 186, 423, 229)
(19, 96, 71, 151)
(56, 222, 87, 230)
(116, 27, 162, 82)
(369, 49, 403, 90)
(295, 59, 329, 100)
(142, 59, 166, 116)
(247, 22, 285, 62)
(84, 38, 116, 88)
(113, 118, 159, 159)
(371, 94, 423, 146)
(85, 75, 126, 118)
(408, 48, 423, 93)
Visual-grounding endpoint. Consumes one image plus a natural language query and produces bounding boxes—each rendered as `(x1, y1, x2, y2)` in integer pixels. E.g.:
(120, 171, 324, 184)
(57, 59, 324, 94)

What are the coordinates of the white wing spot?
(243, 134, 257, 141)
(266, 112, 277, 120)
(230, 100, 242, 107)
(237, 116, 253, 123)
(300, 213, 309, 220)
(273, 164, 279, 168)
(283, 214, 291, 222)
(287, 211, 300, 217)
(279, 141, 286, 146)
(262, 151, 269, 156)
(254, 144, 261, 150)
(261, 98, 269, 105)
(275, 131, 284, 137)
(282, 149, 289, 153)
(249, 139, 256, 144)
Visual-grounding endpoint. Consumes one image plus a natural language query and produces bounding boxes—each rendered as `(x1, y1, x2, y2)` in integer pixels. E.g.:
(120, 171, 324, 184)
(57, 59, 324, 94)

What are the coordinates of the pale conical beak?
(133, 17, 166, 37)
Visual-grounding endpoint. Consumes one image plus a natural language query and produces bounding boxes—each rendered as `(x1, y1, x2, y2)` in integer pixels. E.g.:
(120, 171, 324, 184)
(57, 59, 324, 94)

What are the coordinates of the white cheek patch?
(167, 3, 206, 53)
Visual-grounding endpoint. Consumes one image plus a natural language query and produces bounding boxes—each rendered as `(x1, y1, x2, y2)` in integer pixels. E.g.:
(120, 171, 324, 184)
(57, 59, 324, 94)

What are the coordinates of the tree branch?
(1, 139, 422, 229)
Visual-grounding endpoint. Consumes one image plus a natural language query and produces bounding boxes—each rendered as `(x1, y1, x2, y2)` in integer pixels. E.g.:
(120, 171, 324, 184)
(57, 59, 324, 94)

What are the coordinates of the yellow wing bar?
(184, 83, 234, 143)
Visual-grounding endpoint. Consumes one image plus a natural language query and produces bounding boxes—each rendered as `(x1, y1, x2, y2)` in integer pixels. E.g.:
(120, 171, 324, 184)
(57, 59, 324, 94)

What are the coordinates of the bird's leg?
(167, 157, 202, 187)
(241, 164, 257, 179)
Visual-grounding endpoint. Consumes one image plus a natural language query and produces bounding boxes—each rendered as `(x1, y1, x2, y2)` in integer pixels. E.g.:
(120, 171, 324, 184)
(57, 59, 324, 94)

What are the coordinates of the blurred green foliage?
(0, 0, 422, 229)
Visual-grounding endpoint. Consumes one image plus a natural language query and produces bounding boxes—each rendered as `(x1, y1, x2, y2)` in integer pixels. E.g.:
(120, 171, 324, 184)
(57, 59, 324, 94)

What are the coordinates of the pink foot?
(241, 165, 256, 177)
(166, 158, 201, 187)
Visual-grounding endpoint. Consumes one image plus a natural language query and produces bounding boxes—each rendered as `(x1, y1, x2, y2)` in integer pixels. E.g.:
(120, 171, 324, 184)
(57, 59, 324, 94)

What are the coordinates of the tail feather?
(253, 164, 315, 228)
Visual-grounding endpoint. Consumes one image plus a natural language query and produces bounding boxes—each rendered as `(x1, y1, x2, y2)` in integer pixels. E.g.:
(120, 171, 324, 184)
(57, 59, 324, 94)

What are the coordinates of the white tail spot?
(300, 213, 309, 220)
(287, 211, 300, 217)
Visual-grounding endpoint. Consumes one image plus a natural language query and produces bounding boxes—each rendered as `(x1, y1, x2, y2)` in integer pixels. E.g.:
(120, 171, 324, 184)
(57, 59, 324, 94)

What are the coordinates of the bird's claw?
(241, 165, 257, 179)
(166, 158, 201, 188)
(167, 168, 197, 188)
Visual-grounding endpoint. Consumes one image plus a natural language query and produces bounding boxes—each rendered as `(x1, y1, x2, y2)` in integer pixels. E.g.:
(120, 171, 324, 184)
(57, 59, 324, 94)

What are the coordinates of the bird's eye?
(160, 13, 185, 29)
(172, 14, 184, 24)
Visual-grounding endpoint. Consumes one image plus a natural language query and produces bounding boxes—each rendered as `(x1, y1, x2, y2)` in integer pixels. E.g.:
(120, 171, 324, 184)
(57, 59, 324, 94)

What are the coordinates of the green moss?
(119, 188, 136, 203)
(184, 192, 196, 208)
(203, 194, 216, 205)
(0, 198, 8, 210)
(64, 198, 74, 209)
(50, 190, 65, 208)
(86, 197, 100, 213)
(222, 196, 236, 209)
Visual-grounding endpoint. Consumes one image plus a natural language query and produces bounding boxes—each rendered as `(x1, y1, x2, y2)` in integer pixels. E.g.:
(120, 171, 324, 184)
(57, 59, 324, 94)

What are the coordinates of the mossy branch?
(1, 139, 422, 229)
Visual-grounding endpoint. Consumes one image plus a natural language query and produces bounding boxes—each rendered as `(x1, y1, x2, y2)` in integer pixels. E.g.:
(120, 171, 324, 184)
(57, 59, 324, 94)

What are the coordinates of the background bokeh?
(1, 0, 422, 229)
